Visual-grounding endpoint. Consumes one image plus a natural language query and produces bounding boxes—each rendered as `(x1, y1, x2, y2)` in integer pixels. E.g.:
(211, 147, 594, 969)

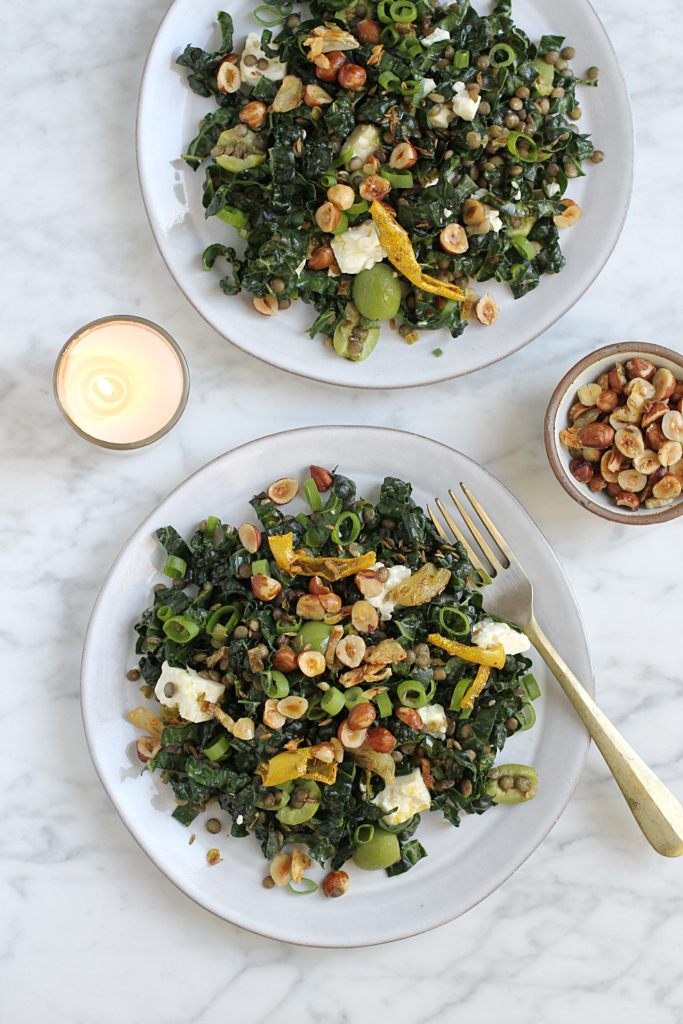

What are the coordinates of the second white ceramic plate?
(82, 426, 593, 946)
(137, 0, 633, 389)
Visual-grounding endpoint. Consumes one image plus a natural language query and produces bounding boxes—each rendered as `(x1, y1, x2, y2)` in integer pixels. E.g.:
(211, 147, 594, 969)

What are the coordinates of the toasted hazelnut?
(626, 358, 655, 380)
(351, 600, 379, 633)
(577, 382, 602, 407)
(327, 184, 355, 210)
(577, 422, 614, 449)
(659, 440, 683, 467)
(365, 726, 396, 753)
(606, 481, 622, 498)
(322, 870, 350, 898)
(136, 735, 161, 763)
(309, 575, 330, 596)
(662, 410, 683, 443)
(653, 367, 677, 401)
(396, 706, 423, 730)
(569, 402, 589, 422)
(645, 497, 675, 509)
(217, 58, 241, 93)
(348, 702, 377, 732)
(354, 569, 383, 598)
(462, 198, 486, 225)
(615, 491, 640, 510)
(308, 742, 335, 765)
(296, 594, 325, 620)
(582, 447, 603, 463)
(609, 405, 642, 427)
(238, 522, 262, 553)
(389, 142, 418, 169)
(597, 372, 611, 390)
(338, 63, 367, 89)
(615, 426, 645, 459)
(560, 426, 582, 449)
(440, 223, 469, 255)
(646, 422, 667, 450)
(618, 469, 646, 493)
(626, 377, 656, 401)
(304, 83, 333, 107)
(263, 698, 287, 729)
(475, 294, 499, 325)
(588, 474, 607, 493)
(270, 852, 293, 886)
(309, 465, 334, 491)
(336, 634, 366, 668)
(267, 477, 299, 504)
(601, 447, 622, 482)
(253, 294, 278, 316)
(315, 201, 341, 232)
(359, 174, 392, 202)
(553, 198, 582, 228)
(354, 18, 381, 44)
(240, 100, 268, 129)
(251, 573, 282, 601)
(308, 245, 335, 270)
(669, 458, 683, 483)
(609, 363, 628, 393)
(569, 457, 593, 483)
(277, 695, 309, 719)
(319, 592, 342, 613)
(595, 389, 619, 413)
(316, 50, 346, 81)
(653, 474, 682, 501)
(641, 401, 669, 428)
(329, 735, 345, 762)
(338, 718, 367, 748)
(272, 647, 298, 672)
(633, 449, 660, 475)
(232, 718, 255, 740)
(298, 651, 326, 677)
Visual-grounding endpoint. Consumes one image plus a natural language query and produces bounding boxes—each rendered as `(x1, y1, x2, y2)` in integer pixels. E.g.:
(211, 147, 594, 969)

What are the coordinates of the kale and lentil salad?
(128, 468, 541, 896)
(177, 0, 602, 361)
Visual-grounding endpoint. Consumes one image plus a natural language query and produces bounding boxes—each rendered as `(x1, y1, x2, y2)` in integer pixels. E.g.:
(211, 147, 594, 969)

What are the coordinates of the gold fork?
(428, 484, 683, 857)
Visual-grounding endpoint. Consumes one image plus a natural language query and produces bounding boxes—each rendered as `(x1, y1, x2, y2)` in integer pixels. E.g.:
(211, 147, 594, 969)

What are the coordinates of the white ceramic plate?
(82, 426, 594, 946)
(136, 0, 633, 389)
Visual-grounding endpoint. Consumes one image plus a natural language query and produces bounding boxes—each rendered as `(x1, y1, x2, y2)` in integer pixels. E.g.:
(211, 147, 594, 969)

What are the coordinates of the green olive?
(485, 763, 538, 804)
(352, 829, 401, 870)
(275, 780, 321, 825)
(214, 128, 267, 172)
(352, 263, 402, 320)
(294, 621, 333, 654)
(333, 320, 380, 361)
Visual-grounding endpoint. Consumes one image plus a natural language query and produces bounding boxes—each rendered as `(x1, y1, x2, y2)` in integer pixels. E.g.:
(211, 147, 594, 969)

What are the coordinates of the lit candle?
(54, 316, 189, 449)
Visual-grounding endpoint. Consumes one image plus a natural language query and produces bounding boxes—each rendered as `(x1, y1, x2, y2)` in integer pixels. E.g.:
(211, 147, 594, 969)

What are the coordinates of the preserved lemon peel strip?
(369, 202, 467, 302)
(268, 532, 376, 581)
(461, 664, 490, 710)
(427, 632, 506, 670)
(256, 747, 338, 786)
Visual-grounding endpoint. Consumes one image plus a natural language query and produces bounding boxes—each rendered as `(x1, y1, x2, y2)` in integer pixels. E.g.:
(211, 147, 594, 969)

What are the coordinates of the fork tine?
(434, 498, 485, 570)
(459, 484, 513, 566)
(427, 504, 449, 543)
(448, 490, 503, 573)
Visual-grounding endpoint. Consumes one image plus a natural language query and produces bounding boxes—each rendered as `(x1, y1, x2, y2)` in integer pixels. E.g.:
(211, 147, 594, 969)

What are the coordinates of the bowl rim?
(544, 341, 683, 526)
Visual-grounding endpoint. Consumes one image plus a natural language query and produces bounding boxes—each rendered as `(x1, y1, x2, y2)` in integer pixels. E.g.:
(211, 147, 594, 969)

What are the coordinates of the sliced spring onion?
(511, 235, 538, 261)
(380, 24, 400, 47)
(506, 131, 538, 163)
(522, 673, 541, 701)
(276, 616, 302, 634)
(303, 478, 322, 511)
(347, 199, 369, 216)
(398, 35, 422, 58)
(377, 0, 394, 22)
(254, 4, 283, 25)
(205, 516, 220, 543)
(164, 555, 187, 579)
(331, 511, 361, 546)
(345, 686, 369, 708)
(216, 206, 249, 229)
(262, 670, 290, 699)
(380, 167, 414, 188)
(330, 146, 353, 169)
(517, 701, 536, 731)
(450, 677, 473, 711)
(163, 616, 200, 644)
(437, 607, 470, 638)
(156, 605, 175, 623)
(206, 605, 239, 640)
(203, 734, 231, 761)
(453, 49, 469, 68)
(390, 0, 417, 21)
(320, 686, 345, 716)
(306, 697, 329, 720)
(376, 690, 393, 717)
(354, 823, 375, 844)
(489, 42, 515, 67)
(330, 211, 348, 235)
(251, 559, 270, 577)
(378, 70, 401, 92)
(288, 878, 318, 894)
(399, 79, 420, 95)
(472, 567, 492, 586)
(397, 679, 436, 709)
(320, 172, 338, 188)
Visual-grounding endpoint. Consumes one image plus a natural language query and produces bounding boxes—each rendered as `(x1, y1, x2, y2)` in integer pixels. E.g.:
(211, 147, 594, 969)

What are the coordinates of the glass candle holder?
(53, 315, 190, 450)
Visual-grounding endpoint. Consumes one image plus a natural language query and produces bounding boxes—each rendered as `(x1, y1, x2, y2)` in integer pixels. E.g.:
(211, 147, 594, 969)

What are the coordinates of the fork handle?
(524, 616, 683, 857)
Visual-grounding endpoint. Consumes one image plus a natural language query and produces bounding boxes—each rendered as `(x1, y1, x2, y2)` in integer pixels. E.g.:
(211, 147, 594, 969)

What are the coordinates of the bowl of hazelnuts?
(545, 342, 683, 524)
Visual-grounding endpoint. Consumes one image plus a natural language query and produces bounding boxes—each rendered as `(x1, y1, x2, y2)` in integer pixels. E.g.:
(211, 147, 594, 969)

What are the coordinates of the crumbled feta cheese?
(342, 124, 380, 165)
(451, 81, 481, 121)
(428, 103, 455, 128)
(330, 220, 387, 275)
(240, 32, 286, 87)
(419, 703, 448, 739)
(154, 662, 225, 723)
(419, 77, 437, 98)
(421, 26, 451, 46)
(373, 768, 431, 825)
(444, 208, 452, 217)
(236, 815, 244, 825)
(545, 182, 560, 196)
(472, 619, 531, 656)
(365, 562, 412, 621)
(295, 258, 306, 276)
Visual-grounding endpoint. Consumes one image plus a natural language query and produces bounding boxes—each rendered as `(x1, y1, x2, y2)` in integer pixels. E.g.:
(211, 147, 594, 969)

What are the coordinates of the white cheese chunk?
(545, 181, 560, 196)
(421, 26, 451, 46)
(365, 562, 413, 621)
(428, 103, 455, 128)
(342, 124, 380, 164)
(451, 81, 481, 121)
(373, 767, 431, 825)
(330, 220, 387, 275)
(240, 32, 287, 87)
(154, 661, 225, 724)
(472, 619, 531, 656)
(419, 703, 448, 739)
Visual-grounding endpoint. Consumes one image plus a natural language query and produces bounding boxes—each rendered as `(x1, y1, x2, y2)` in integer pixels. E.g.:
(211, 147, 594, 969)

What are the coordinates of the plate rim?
(81, 425, 594, 946)
(135, 0, 635, 391)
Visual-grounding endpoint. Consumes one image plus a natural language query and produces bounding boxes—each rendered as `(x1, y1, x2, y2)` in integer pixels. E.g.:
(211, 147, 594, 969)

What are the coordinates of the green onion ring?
(354, 824, 375, 844)
(164, 554, 187, 579)
(397, 679, 436, 708)
(331, 511, 360, 546)
(506, 130, 538, 162)
(522, 673, 541, 701)
(453, 49, 469, 68)
(203, 734, 231, 760)
(380, 24, 400, 47)
(489, 42, 515, 67)
(163, 615, 200, 644)
(449, 677, 473, 711)
(375, 691, 393, 717)
(254, 4, 283, 25)
(378, 70, 401, 91)
(380, 167, 413, 188)
(303, 478, 322, 511)
(320, 686, 345, 716)
(262, 670, 290, 699)
(156, 605, 175, 623)
(206, 605, 239, 640)
(288, 878, 318, 894)
(437, 607, 470, 637)
(377, 0, 394, 23)
(518, 701, 536, 731)
(390, 0, 417, 22)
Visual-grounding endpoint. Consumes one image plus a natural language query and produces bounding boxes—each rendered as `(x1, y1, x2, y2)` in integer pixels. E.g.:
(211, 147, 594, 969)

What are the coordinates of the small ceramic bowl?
(545, 342, 683, 525)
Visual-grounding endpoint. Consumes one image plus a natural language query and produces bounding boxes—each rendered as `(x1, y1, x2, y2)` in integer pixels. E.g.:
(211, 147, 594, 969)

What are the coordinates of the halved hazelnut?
(338, 718, 367, 748)
(290, 848, 307, 884)
(308, 245, 335, 270)
(232, 718, 255, 740)
(315, 201, 341, 232)
(600, 449, 621, 483)
(659, 440, 683, 467)
(389, 142, 418, 169)
(251, 573, 282, 601)
(669, 458, 683, 483)
(653, 367, 676, 401)
(475, 294, 499, 325)
(615, 491, 640, 510)
(642, 401, 669, 428)
(633, 449, 660, 475)
(553, 198, 582, 228)
(253, 295, 278, 316)
(309, 575, 330, 596)
(626, 358, 655, 380)
(267, 477, 299, 504)
(310, 742, 336, 764)
(615, 426, 645, 459)
(439, 223, 469, 254)
(310, 465, 334, 491)
(359, 174, 392, 202)
(609, 363, 628, 393)
(322, 870, 350, 898)
(136, 735, 161, 763)
(617, 469, 646, 493)
(304, 83, 333, 107)
(238, 522, 262, 553)
(645, 497, 674, 509)
(335, 634, 366, 668)
(569, 402, 589, 422)
(610, 406, 641, 428)
(270, 852, 292, 886)
(577, 382, 602, 407)
(319, 592, 342, 613)
(625, 377, 656, 401)
(263, 698, 287, 729)
(351, 600, 379, 633)
(325, 625, 344, 669)
(652, 474, 682, 501)
(355, 569, 383, 598)
(296, 594, 325, 620)
(277, 695, 309, 719)
(217, 59, 241, 93)
(597, 372, 611, 390)
(662, 410, 683, 443)
(298, 651, 326, 677)
(462, 198, 486, 225)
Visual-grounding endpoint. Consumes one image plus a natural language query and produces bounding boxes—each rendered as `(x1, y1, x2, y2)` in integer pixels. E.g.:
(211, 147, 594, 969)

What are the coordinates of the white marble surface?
(3, 0, 683, 1020)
